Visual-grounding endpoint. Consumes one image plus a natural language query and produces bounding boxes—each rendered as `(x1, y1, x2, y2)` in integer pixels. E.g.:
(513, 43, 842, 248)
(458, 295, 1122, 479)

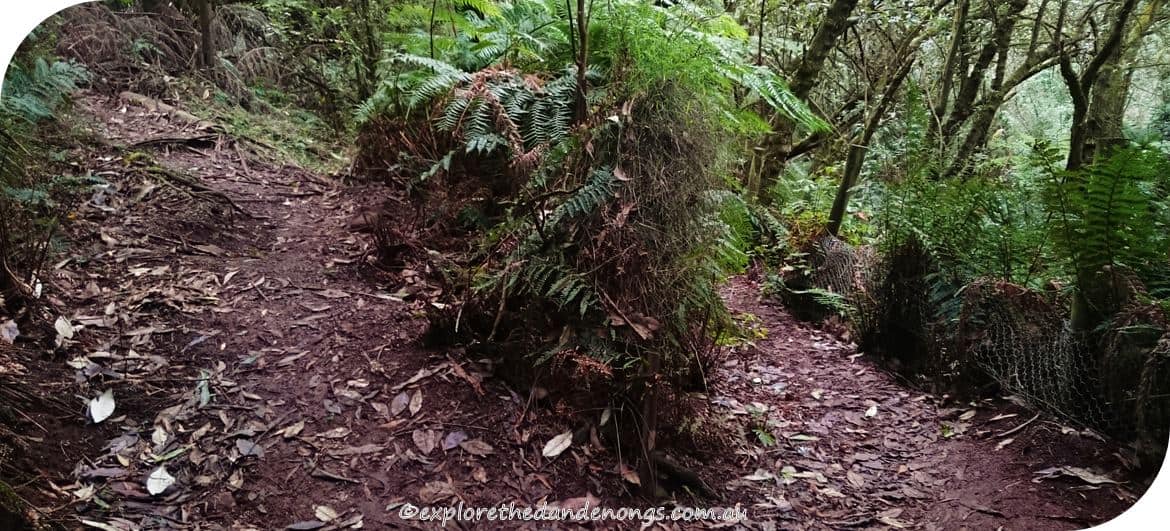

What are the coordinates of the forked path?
(59, 93, 1138, 530)
(706, 279, 1138, 529)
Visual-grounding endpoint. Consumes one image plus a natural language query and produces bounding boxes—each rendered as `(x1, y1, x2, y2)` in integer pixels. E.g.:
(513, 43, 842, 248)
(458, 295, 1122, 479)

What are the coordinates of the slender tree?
(756, 0, 860, 204)
(195, 0, 215, 69)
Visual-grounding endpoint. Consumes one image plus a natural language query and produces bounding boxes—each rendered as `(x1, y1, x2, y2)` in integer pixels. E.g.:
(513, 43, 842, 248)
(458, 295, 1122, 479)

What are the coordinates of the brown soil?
(0, 92, 1149, 530)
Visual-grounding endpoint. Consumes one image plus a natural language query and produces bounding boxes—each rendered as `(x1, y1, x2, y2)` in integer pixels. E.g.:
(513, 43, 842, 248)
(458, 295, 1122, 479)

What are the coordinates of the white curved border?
(0, 1, 1167, 528)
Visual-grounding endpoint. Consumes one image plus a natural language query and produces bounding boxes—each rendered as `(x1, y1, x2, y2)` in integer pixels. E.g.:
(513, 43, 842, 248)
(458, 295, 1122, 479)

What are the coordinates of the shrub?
(360, 0, 824, 493)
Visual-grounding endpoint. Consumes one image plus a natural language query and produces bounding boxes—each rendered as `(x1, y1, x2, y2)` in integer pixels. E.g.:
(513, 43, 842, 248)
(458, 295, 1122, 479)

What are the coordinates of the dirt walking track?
(9, 93, 1140, 530)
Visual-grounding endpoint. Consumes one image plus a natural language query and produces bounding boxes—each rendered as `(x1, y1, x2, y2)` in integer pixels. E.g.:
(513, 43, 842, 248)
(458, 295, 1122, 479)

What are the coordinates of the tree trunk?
(931, 0, 968, 136)
(827, 142, 867, 236)
(940, 0, 1028, 141)
(1061, 0, 1137, 172)
(354, 0, 379, 101)
(572, 0, 589, 124)
(827, 49, 918, 235)
(196, 0, 214, 69)
(1058, 0, 1139, 331)
(757, 0, 859, 203)
(1082, 0, 1161, 160)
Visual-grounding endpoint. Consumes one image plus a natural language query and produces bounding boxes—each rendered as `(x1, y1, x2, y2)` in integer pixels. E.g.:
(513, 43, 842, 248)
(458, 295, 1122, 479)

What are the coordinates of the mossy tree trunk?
(1056, 0, 1139, 331)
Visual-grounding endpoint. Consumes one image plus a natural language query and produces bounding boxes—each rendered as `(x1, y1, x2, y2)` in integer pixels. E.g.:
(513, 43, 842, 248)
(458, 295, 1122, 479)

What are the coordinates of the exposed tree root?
(137, 164, 256, 220)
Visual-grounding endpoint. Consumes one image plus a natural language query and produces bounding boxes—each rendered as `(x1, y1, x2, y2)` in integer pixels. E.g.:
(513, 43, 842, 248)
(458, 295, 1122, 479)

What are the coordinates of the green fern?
(1, 58, 89, 124)
(1038, 143, 1167, 279)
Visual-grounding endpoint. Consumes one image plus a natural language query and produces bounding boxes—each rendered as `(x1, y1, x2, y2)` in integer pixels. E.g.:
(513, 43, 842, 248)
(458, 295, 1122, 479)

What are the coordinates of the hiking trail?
(10, 92, 1137, 530)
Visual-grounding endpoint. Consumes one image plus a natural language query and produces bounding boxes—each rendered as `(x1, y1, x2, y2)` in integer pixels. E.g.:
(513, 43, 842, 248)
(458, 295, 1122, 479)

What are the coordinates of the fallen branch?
(119, 91, 221, 132)
(129, 134, 220, 150)
(651, 451, 717, 499)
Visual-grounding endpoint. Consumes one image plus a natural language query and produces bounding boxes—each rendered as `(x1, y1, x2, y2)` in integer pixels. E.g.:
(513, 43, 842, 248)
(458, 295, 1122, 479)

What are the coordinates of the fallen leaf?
(879, 508, 904, 520)
(317, 427, 351, 439)
(902, 485, 928, 498)
(995, 438, 1015, 451)
(743, 469, 775, 481)
(193, 243, 226, 256)
(409, 390, 423, 416)
(146, 466, 175, 495)
(442, 431, 468, 451)
(390, 392, 410, 416)
(847, 470, 865, 488)
(419, 481, 456, 503)
(0, 320, 18, 344)
(459, 439, 494, 456)
(560, 493, 601, 510)
(90, 389, 116, 423)
(413, 429, 436, 455)
(55, 316, 75, 339)
(278, 352, 309, 367)
(314, 505, 339, 522)
(80, 520, 126, 531)
(282, 420, 306, 439)
(228, 469, 244, 489)
(391, 368, 434, 391)
(1033, 466, 1119, 485)
(236, 439, 265, 458)
(447, 360, 485, 396)
(151, 426, 168, 446)
(329, 444, 382, 457)
(73, 484, 96, 501)
(542, 431, 573, 458)
(959, 409, 977, 421)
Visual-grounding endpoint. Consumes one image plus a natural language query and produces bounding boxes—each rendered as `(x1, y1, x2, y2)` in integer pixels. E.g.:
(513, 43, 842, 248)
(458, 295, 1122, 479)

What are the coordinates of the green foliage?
(878, 172, 1049, 286)
(589, 0, 826, 133)
(1, 53, 94, 310)
(1036, 142, 1170, 283)
(383, 0, 816, 399)
(1, 58, 88, 125)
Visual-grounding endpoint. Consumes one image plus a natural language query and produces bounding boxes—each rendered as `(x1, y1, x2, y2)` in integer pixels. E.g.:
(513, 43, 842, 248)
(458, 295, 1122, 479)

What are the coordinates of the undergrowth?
(355, 0, 825, 494)
(1, 49, 93, 315)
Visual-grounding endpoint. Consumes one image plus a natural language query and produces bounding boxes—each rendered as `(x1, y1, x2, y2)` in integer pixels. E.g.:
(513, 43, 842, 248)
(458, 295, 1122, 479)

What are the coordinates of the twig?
(959, 501, 1006, 518)
(14, 407, 48, 434)
(998, 412, 1041, 438)
(235, 142, 252, 178)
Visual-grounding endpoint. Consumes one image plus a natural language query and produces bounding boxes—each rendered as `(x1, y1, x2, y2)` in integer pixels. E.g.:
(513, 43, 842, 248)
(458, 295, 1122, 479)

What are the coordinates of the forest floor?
(0, 92, 1146, 530)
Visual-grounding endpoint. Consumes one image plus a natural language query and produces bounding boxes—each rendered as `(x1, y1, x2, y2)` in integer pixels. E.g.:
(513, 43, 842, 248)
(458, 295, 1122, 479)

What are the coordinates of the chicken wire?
(803, 236, 1170, 458)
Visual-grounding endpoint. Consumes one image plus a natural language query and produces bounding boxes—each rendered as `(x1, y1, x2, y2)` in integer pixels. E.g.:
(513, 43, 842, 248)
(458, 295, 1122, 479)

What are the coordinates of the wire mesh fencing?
(800, 236, 1170, 464)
